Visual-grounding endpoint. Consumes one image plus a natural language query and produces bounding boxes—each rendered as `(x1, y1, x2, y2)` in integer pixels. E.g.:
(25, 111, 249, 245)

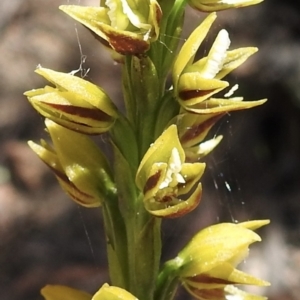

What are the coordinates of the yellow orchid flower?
(172, 13, 266, 114)
(24, 67, 118, 135)
(28, 119, 115, 208)
(189, 0, 263, 12)
(136, 125, 205, 217)
(60, 0, 162, 55)
(176, 220, 270, 299)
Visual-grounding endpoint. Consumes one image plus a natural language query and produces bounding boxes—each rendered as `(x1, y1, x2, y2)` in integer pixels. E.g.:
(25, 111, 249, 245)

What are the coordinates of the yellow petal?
(238, 219, 270, 231)
(93, 283, 138, 300)
(178, 75, 229, 107)
(35, 67, 118, 118)
(41, 285, 91, 300)
(178, 223, 262, 277)
(215, 47, 258, 79)
(189, 0, 263, 12)
(144, 182, 203, 218)
(185, 97, 267, 114)
(173, 13, 217, 91)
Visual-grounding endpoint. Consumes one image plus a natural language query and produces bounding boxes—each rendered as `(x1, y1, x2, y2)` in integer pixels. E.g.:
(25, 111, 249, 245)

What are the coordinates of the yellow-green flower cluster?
(24, 0, 270, 299)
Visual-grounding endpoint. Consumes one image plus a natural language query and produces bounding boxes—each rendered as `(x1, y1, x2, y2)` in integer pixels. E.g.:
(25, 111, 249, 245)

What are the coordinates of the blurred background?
(0, 0, 300, 299)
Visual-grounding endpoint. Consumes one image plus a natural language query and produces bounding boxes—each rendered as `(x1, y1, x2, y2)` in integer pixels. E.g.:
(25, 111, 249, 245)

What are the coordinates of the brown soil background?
(1, 0, 300, 299)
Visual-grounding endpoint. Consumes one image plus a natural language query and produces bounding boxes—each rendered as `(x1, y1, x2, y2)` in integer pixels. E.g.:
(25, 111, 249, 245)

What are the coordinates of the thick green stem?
(125, 199, 162, 300)
(109, 116, 162, 299)
(155, 259, 181, 300)
(102, 199, 129, 288)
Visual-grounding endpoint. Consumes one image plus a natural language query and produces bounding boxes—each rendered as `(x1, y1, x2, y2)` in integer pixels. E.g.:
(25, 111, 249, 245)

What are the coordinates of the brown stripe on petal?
(180, 114, 224, 145)
(43, 103, 112, 122)
(106, 32, 149, 55)
(179, 89, 216, 101)
(189, 274, 235, 285)
(144, 170, 162, 194)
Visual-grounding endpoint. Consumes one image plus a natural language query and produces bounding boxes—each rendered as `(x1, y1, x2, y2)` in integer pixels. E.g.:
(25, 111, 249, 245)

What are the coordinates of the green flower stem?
(149, 0, 186, 82)
(102, 199, 129, 289)
(122, 56, 136, 128)
(110, 114, 162, 300)
(155, 259, 181, 300)
(129, 55, 161, 159)
(125, 197, 162, 300)
(110, 115, 139, 174)
(154, 90, 179, 139)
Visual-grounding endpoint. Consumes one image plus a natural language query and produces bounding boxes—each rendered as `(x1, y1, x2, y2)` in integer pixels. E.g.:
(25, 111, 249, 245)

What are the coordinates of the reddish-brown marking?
(188, 274, 235, 285)
(180, 114, 224, 144)
(144, 170, 162, 194)
(179, 89, 216, 101)
(43, 103, 112, 122)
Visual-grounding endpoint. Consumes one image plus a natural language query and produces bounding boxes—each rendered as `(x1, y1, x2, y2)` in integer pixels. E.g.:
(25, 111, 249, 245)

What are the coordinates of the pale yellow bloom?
(136, 125, 205, 217)
(60, 0, 162, 55)
(176, 220, 270, 299)
(173, 13, 266, 114)
(25, 67, 118, 135)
